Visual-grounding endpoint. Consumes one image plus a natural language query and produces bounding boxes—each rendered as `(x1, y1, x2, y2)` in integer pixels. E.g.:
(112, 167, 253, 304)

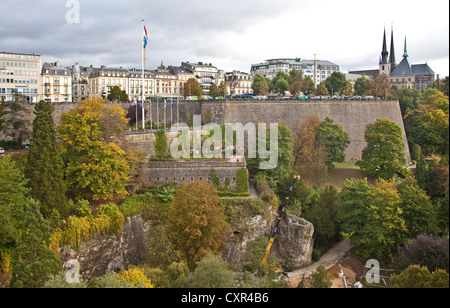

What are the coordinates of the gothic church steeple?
(380, 27, 389, 64)
(389, 26, 396, 72)
(379, 27, 391, 75)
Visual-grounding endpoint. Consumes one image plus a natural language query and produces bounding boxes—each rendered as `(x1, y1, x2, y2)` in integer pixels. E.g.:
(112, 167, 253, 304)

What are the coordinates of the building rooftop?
(390, 57, 414, 77)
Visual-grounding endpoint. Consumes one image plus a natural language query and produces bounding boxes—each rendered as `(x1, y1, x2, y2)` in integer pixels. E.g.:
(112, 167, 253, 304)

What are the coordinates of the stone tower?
(379, 27, 391, 76)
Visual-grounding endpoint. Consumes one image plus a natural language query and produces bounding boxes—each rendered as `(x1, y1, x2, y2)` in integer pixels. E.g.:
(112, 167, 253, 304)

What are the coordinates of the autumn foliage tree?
(58, 98, 130, 200)
(167, 181, 229, 270)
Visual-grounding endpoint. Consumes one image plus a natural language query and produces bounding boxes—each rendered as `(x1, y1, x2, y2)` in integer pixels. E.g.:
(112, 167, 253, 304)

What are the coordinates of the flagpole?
(157, 97, 160, 130)
(171, 98, 173, 128)
(142, 20, 146, 131)
(164, 99, 166, 130)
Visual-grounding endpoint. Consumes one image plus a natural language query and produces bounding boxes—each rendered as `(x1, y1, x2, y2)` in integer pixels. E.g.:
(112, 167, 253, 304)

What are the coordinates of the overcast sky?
(1, 0, 449, 77)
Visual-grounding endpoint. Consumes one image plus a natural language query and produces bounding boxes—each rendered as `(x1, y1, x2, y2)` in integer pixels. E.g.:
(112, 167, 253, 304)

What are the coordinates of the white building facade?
(0, 52, 41, 103)
(250, 57, 340, 86)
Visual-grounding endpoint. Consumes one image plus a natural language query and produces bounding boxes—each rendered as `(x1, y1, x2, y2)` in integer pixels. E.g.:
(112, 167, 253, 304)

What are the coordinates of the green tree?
(302, 77, 315, 96)
(354, 77, 368, 96)
(236, 168, 249, 193)
(324, 72, 347, 96)
(209, 84, 219, 98)
(396, 177, 437, 238)
(184, 78, 203, 98)
(356, 119, 409, 179)
(315, 82, 330, 96)
(0, 156, 29, 249)
(26, 100, 67, 218)
(404, 90, 449, 157)
(189, 255, 235, 288)
(337, 178, 408, 263)
(10, 200, 61, 288)
(390, 265, 449, 288)
(154, 130, 169, 159)
(396, 88, 421, 116)
(143, 226, 181, 270)
(248, 122, 295, 185)
(274, 79, 289, 96)
(218, 81, 228, 97)
(210, 169, 220, 189)
(303, 185, 340, 244)
(311, 265, 332, 288)
(252, 74, 269, 96)
(271, 72, 290, 96)
(167, 181, 229, 270)
(414, 144, 430, 190)
(315, 117, 350, 169)
(107, 86, 129, 102)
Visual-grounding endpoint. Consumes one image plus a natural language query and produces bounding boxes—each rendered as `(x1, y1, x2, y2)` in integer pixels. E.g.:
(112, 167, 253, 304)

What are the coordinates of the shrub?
(236, 168, 249, 193)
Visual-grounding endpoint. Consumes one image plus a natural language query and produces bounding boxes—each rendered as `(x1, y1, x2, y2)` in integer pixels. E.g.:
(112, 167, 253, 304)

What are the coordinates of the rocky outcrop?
(223, 200, 314, 269)
(60, 216, 147, 280)
(59, 204, 314, 280)
(273, 214, 314, 268)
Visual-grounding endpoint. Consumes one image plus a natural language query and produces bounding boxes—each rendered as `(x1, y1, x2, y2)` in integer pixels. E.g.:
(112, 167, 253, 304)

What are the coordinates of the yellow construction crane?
(262, 175, 300, 268)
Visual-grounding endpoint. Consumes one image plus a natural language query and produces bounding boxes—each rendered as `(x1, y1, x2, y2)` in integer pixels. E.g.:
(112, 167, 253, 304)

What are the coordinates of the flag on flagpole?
(131, 98, 137, 106)
(143, 24, 148, 48)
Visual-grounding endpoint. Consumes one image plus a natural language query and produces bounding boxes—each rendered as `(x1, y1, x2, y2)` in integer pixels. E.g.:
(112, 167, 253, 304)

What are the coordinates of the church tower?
(379, 27, 391, 76)
(389, 26, 397, 73)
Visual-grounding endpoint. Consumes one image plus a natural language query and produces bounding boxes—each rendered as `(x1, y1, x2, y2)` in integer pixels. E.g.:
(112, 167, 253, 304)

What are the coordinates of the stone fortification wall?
(52, 100, 411, 164)
(140, 159, 247, 188)
(201, 100, 411, 164)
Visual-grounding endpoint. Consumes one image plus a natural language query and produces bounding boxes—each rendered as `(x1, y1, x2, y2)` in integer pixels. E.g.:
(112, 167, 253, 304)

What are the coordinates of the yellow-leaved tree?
(58, 98, 130, 200)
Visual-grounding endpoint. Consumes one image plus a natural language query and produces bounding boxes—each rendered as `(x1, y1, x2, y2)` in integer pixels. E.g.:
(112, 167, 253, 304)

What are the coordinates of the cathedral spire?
(389, 25, 396, 65)
(403, 36, 409, 58)
(380, 27, 389, 64)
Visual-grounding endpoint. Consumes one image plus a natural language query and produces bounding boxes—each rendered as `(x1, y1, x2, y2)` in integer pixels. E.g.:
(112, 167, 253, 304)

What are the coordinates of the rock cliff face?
(60, 216, 147, 280)
(223, 202, 314, 269)
(273, 214, 314, 268)
(61, 208, 314, 280)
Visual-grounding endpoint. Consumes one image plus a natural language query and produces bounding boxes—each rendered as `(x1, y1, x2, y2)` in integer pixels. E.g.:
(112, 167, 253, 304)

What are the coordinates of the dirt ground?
(288, 256, 366, 288)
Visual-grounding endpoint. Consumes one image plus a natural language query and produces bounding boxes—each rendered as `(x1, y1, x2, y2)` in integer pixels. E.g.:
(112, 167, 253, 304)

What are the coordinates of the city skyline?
(0, 0, 449, 77)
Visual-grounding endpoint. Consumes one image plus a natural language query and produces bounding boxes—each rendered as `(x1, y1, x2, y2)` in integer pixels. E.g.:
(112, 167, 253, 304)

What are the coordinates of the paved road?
(288, 238, 352, 279)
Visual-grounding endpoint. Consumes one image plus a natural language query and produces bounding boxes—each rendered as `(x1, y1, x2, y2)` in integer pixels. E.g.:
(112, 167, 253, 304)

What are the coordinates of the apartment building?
(250, 57, 340, 86)
(41, 62, 72, 103)
(224, 71, 254, 95)
(0, 52, 41, 103)
(181, 62, 224, 96)
(82, 63, 195, 101)
(72, 64, 94, 103)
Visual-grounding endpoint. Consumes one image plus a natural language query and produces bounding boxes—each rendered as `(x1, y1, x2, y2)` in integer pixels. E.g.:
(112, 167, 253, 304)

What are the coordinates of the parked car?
(0, 147, 5, 155)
